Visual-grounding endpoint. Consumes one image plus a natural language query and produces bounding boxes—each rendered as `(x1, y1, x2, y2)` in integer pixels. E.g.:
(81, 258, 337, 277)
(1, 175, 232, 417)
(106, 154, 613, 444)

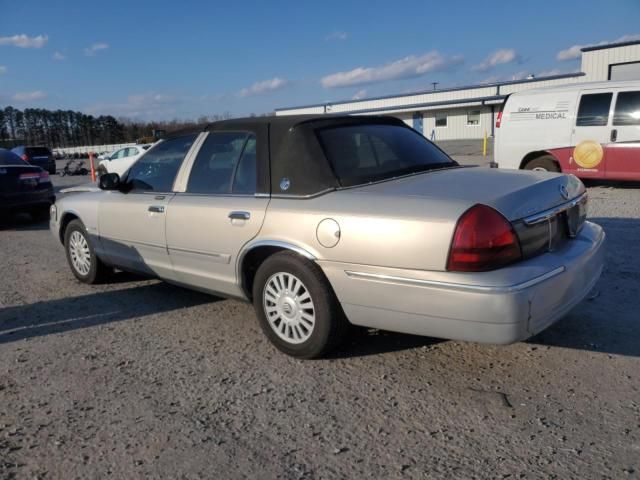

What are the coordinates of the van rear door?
(569, 90, 613, 178)
(607, 90, 640, 180)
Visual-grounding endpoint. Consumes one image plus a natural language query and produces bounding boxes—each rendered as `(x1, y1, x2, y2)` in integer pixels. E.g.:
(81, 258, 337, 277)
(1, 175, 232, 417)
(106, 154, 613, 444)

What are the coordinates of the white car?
(97, 144, 152, 177)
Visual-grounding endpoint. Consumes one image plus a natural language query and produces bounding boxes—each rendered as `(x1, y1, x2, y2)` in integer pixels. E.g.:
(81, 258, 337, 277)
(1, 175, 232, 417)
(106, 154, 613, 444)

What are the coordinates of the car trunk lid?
(344, 166, 584, 222)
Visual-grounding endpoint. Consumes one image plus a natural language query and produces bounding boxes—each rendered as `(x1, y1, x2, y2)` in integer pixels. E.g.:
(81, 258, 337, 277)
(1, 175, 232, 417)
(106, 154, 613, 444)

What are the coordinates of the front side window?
(613, 91, 640, 126)
(186, 131, 256, 195)
(126, 134, 197, 192)
(317, 124, 456, 187)
(576, 93, 612, 126)
(112, 149, 126, 160)
(435, 112, 447, 127)
(467, 110, 480, 126)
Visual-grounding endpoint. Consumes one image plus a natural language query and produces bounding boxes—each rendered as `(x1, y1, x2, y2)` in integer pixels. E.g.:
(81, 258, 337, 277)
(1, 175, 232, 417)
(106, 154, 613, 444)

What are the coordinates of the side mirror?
(99, 172, 121, 191)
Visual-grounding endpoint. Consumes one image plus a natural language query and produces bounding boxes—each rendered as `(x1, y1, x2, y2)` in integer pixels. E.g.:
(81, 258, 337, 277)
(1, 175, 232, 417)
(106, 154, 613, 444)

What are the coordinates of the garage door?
(609, 61, 640, 81)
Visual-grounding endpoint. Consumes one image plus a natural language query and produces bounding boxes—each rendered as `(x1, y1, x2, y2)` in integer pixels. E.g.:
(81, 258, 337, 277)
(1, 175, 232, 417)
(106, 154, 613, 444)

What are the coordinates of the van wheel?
(252, 251, 349, 359)
(524, 155, 560, 172)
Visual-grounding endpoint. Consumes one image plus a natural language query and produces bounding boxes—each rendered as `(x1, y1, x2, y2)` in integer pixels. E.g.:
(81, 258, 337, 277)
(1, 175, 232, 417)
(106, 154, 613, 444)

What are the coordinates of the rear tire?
(524, 155, 560, 172)
(64, 219, 111, 284)
(252, 251, 349, 359)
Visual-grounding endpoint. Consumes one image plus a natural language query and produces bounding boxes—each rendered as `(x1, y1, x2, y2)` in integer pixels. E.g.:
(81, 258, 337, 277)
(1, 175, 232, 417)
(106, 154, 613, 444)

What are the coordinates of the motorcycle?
(59, 159, 89, 177)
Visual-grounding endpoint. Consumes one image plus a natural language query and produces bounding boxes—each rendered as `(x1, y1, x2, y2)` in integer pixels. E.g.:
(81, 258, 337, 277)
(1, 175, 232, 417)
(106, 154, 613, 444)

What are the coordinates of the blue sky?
(1, 0, 639, 120)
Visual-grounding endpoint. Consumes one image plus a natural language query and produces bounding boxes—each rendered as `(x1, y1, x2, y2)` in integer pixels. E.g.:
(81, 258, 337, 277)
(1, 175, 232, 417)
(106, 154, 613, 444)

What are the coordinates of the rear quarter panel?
(261, 191, 469, 271)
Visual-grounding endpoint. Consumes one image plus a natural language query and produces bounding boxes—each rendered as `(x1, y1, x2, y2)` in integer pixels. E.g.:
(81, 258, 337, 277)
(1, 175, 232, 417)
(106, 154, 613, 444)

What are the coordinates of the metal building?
(276, 40, 640, 140)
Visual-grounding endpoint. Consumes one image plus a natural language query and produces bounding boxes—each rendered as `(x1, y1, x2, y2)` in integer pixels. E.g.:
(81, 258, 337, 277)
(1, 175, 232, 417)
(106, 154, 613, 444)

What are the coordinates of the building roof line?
(581, 39, 640, 53)
(330, 94, 506, 116)
(276, 72, 585, 112)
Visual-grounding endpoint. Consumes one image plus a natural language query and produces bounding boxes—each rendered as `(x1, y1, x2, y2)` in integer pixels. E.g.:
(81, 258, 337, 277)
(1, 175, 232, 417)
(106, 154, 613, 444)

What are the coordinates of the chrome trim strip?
(101, 235, 166, 250)
(168, 246, 231, 263)
(344, 266, 566, 294)
(235, 240, 317, 296)
(523, 193, 587, 226)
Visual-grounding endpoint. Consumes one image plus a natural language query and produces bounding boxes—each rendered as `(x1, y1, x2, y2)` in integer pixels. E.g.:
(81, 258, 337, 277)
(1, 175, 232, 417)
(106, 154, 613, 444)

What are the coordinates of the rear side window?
(613, 91, 640, 126)
(186, 132, 256, 195)
(26, 147, 52, 156)
(317, 124, 456, 187)
(576, 93, 613, 126)
(126, 134, 197, 192)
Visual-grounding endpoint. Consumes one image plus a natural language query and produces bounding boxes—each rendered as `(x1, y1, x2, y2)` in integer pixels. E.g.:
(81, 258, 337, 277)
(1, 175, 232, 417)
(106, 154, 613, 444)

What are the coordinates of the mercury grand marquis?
(50, 115, 605, 358)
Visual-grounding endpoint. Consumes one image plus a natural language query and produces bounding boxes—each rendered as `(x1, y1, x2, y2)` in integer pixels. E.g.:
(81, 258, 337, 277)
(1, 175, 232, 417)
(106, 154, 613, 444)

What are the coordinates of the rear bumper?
(0, 188, 55, 213)
(319, 221, 605, 344)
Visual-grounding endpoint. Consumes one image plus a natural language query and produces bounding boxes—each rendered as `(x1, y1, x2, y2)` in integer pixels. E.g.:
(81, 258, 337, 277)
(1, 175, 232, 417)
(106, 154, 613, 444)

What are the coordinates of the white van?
(494, 80, 640, 181)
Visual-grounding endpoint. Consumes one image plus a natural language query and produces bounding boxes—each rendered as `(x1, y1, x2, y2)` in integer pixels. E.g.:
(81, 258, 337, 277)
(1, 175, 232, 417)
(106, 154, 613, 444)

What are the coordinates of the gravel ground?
(0, 161, 639, 479)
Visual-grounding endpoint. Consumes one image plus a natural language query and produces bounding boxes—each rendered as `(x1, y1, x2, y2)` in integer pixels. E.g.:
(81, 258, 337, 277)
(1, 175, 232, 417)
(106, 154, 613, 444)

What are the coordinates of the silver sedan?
(50, 115, 605, 358)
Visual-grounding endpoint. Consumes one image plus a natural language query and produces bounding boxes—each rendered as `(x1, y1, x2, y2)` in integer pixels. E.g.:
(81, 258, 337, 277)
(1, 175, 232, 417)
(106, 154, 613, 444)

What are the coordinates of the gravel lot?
(0, 156, 639, 479)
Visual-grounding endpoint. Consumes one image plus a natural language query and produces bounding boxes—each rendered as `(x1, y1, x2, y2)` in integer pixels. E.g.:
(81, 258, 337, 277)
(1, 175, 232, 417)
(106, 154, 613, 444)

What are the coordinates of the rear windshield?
(26, 147, 52, 156)
(0, 150, 28, 166)
(316, 124, 457, 187)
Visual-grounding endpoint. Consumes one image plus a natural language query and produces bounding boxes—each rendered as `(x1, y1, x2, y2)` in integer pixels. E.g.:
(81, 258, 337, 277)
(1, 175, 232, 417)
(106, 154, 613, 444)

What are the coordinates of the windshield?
(316, 124, 457, 187)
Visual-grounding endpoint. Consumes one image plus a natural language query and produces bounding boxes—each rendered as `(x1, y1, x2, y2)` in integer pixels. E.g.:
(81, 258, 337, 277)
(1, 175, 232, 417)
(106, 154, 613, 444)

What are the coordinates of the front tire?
(252, 251, 348, 359)
(524, 155, 560, 172)
(64, 219, 111, 284)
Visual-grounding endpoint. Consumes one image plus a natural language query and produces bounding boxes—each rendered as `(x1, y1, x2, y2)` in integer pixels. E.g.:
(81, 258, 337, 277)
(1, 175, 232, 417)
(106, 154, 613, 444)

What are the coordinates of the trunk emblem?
(559, 184, 570, 200)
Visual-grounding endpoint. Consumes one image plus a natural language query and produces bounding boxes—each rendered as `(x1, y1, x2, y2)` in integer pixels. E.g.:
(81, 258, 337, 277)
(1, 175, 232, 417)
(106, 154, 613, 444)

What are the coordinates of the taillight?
(447, 204, 521, 272)
(39, 171, 50, 183)
(21, 154, 29, 162)
(495, 110, 503, 128)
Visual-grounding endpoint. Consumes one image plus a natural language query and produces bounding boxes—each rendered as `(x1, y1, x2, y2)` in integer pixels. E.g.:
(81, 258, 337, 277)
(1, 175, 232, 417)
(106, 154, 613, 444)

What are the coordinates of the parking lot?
(1, 154, 639, 479)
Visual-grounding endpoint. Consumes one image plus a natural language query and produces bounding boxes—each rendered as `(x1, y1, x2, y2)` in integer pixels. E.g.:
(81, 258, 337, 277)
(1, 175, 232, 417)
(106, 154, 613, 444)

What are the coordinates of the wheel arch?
(238, 240, 317, 300)
(59, 211, 80, 244)
(519, 151, 561, 171)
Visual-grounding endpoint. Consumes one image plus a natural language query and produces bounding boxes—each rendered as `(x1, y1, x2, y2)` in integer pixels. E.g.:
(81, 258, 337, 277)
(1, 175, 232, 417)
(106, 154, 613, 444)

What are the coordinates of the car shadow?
(329, 327, 445, 359)
(0, 282, 220, 345)
(527, 216, 640, 357)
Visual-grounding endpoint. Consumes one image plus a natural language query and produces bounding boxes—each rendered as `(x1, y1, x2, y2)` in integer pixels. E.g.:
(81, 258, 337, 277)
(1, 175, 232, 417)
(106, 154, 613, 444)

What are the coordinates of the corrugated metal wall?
(582, 44, 640, 81)
(393, 107, 493, 140)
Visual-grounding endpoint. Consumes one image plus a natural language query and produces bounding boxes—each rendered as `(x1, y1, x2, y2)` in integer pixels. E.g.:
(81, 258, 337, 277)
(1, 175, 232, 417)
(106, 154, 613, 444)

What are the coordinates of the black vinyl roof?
(165, 114, 409, 196)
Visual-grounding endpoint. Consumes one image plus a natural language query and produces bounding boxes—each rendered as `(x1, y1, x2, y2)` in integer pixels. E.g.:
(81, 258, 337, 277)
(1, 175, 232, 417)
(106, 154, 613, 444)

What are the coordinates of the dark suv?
(11, 146, 56, 174)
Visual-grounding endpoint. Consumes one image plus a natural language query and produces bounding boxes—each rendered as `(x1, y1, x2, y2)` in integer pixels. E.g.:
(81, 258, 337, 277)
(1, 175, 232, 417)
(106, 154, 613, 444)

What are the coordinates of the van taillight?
(21, 154, 29, 162)
(495, 111, 503, 128)
(447, 205, 521, 272)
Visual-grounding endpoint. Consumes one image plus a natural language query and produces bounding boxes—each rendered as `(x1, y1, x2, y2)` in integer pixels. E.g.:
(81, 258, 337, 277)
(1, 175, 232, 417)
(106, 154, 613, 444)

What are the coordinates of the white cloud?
(84, 42, 109, 56)
(321, 51, 464, 88)
(352, 89, 367, 100)
(326, 31, 348, 41)
(86, 92, 181, 119)
(472, 48, 521, 72)
(557, 33, 640, 61)
(0, 65, 7, 75)
(12, 91, 47, 102)
(53, 51, 66, 60)
(0, 34, 48, 48)
(479, 75, 500, 84)
(238, 77, 289, 97)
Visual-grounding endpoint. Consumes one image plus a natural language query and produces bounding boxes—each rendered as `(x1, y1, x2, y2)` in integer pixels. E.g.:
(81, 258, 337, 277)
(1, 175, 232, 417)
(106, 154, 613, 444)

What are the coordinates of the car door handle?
(228, 211, 250, 220)
(148, 205, 165, 213)
(610, 129, 618, 142)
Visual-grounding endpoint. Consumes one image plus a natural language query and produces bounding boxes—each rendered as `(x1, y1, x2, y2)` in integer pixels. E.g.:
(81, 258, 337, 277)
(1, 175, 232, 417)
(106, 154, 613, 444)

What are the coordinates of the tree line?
(0, 106, 234, 149)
